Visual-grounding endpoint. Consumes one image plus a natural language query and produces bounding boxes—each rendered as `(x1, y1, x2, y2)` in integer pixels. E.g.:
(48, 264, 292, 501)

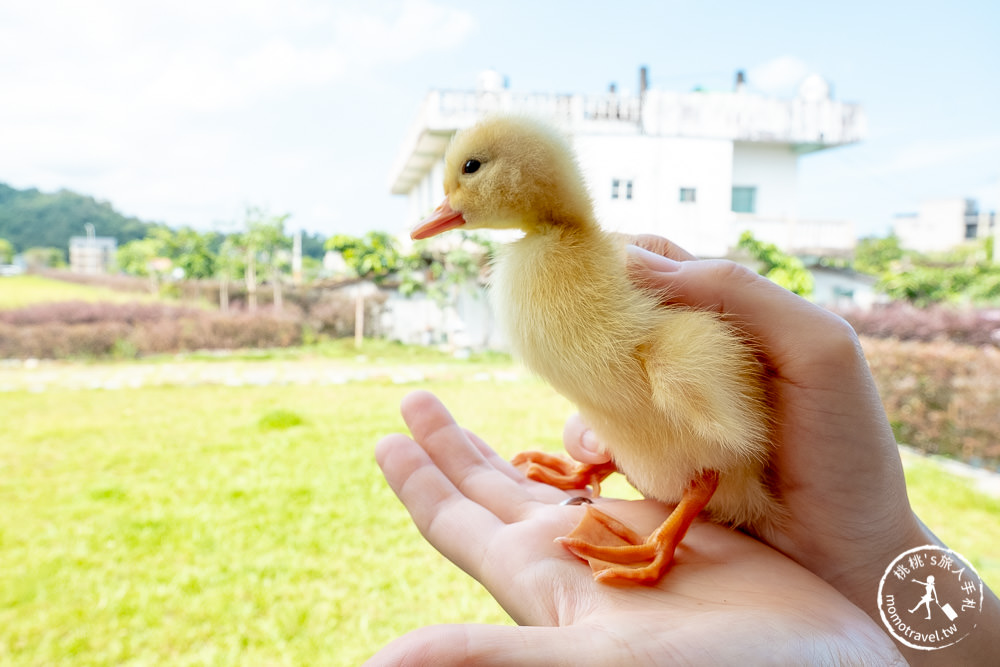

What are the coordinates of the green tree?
(877, 255, 1000, 306)
(326, 231, 402, 282)
(864, 237, 1000, 306)
(22, 247, 66, 270)
(0, 238, 13, 264)
(299, 231, 328, 261)
(116, 238, 168, 294)
(737, 231, 814, 297)
(215, 236, 244, 312)
(399, 232, 497, 348)
(401, 233, 496, 299)
(153, 227, 219, 280)
(325, 231, 403, 347)
(854, 233, 904, 276)
(235, 208, 291, 312)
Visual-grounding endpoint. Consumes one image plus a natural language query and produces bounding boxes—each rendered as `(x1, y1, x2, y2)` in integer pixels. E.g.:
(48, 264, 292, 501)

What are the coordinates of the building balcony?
(389, 87, 865, 195)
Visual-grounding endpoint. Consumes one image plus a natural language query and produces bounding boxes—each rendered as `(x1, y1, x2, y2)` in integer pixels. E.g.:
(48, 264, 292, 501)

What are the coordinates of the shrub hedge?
(839, 302, 1000, 347)
(862, 336, 1000, 469)
(0, 303, 302, 359)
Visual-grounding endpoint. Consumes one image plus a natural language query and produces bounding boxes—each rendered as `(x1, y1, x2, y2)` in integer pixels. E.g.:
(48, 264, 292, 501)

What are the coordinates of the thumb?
(562, 413, 611, 464)
(365, 623, 612, 667)
(626, 244, 854, 364)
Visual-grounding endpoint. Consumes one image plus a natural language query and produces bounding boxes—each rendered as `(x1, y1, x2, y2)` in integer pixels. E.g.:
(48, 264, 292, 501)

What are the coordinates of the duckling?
(411, 115, 780, 584)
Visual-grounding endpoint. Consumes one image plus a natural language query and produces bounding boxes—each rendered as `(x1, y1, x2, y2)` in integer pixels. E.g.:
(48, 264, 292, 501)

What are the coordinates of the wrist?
(834, 514, 1000, 665)
(832, 512, 936, 612)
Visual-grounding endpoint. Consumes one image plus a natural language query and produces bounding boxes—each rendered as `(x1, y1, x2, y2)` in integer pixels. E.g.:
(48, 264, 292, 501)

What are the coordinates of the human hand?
(560, 236, 1000, 663)
(369, 391, 902, 665)
(563, 238, 918, 587)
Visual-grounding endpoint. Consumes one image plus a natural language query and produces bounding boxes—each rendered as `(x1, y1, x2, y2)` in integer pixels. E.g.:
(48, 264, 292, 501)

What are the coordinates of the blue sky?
(0, 0, 996, 240)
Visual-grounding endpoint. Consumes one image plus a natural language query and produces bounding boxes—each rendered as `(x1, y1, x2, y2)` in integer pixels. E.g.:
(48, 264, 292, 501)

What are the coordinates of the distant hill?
(0, 183, 163, 258)
(0, 182, 331, 262)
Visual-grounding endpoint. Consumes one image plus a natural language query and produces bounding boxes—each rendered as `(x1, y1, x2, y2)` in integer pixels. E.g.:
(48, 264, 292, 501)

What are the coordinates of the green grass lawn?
(0, 275, 160, 310)
(0, 376, 570, 665)
(1, 371, 998, 665)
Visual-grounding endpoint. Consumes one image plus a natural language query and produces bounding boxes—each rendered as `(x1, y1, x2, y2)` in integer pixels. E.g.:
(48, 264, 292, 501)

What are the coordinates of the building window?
(611, 179, 633, 200)
(732, 186, 757, 214)
(679, 188, 696, 203)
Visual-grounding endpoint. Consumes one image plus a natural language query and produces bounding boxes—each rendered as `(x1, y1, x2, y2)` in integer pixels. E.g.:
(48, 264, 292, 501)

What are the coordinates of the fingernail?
(581, 429, 602, 455)
(627, 245, 682, 272)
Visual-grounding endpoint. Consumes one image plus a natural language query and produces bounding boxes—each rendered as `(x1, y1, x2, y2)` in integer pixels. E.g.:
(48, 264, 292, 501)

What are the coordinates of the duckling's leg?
(557, 470, 719, 584)
(512, 451, 617, 496)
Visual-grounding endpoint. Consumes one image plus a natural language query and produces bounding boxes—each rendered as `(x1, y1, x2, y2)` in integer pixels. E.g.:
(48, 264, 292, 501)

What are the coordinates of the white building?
(893, 198, 996, 253)
(388, 68, 865, 258)
(69, 235, 117, 274)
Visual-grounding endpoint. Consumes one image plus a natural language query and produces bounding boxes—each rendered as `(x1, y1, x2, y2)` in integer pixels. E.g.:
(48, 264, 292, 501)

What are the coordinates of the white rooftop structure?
(893, 198, 996, 253)
(389, 68, 866, 257)
(69, 235, 117, 275)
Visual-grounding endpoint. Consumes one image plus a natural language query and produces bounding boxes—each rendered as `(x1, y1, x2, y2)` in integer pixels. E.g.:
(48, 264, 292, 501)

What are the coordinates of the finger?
(626, 248, 857, 368)
(377, 425, 591, 613)
(627, 233, 699, 262)
(461, 426, 594, 505)
(364, 623, 617, 667)
(398, 391, 558, 522)
(462, 428, 533, 485)
(375, 433, 503, 573)
(462, 425, 605, 514)
(562, 414, 611, 464)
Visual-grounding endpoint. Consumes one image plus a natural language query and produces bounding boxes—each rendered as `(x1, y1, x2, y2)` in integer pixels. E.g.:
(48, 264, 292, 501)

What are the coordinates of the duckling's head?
(411, 115, 594, 240)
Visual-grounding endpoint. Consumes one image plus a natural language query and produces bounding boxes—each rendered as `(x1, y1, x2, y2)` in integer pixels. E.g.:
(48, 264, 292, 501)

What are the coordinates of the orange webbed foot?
(511, 450, 617, 496)
(557, 470, 720, 585)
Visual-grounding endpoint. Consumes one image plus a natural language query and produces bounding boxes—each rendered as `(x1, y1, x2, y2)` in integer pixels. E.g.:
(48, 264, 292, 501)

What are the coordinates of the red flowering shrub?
(0, 303, 301, 358)
(861, 336, 1000, 467)
(0, 301, 202, 326)
(304, 291, 386, 338)
(838, 303, 1000, 347)
(0, 321, 129, 358)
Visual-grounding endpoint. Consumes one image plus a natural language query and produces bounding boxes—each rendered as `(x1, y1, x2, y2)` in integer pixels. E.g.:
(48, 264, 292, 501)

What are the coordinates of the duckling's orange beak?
(411, 198, 466, 240)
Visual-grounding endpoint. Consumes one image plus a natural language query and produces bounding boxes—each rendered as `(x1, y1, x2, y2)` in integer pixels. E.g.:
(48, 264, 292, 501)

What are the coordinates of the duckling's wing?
(642, 310, 770, 458)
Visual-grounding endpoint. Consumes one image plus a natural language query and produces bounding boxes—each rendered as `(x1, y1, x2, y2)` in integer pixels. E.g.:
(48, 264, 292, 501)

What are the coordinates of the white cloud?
(0, 0, 476, 229)
(0, 0, 475, 115)
(746, 55, 811, 96)
(334, 0, 477, 65)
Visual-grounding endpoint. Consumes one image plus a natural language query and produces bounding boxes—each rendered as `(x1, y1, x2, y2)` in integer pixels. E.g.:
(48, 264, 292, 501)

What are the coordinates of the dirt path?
(0, 357, 525, 392)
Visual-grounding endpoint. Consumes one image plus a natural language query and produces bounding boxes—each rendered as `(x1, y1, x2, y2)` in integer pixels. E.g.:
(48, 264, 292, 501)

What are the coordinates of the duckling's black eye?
(462, 159, 481, 174)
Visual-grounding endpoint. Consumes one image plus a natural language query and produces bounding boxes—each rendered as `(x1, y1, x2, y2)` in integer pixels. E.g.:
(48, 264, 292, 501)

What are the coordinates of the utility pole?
(292, 230, 303, 285)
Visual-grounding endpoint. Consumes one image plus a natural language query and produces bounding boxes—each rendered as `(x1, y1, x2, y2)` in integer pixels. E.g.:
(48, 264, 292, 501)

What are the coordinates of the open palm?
(369, 391, 901, 666)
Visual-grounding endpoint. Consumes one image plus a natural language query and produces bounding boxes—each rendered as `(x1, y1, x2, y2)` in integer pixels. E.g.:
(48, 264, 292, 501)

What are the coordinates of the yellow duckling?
(411, 115, 780, 584)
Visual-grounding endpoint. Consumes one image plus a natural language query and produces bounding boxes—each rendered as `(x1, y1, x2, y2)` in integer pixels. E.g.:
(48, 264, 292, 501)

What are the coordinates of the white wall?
(731, 142, 798, 220)
(893, 199, 969, 252)
(576, 134, 734, 256)
(408, 162, 447, 228)
(810, 267, 882, 310)
(383, 283, 506, 351)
